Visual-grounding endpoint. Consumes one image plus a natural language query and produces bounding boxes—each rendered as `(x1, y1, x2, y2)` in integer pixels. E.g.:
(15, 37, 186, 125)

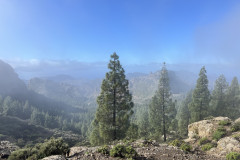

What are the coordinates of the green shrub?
(97, 145, 110, 155)
(125, 146, 138, 158)
(226, 152, 240, 160)
(219, 120, 231, 126)
(8, 137, 69, 160)
(199, 137, 210, 145)
(110, 144, 126, 158)
(110, 144, 137, 159)
(231, 122, 240, 132)
(180, 143, 192, 152)
(201, 143, 215, 151)
(212, 127, 227, 141)
(168, 139, 183, 147)
(8, 148, 31, 160)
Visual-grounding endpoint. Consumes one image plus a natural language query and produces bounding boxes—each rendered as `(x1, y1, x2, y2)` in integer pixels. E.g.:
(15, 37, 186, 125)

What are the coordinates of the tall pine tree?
(209, 74, 228, 116)
(189, 66, 210, 123)
(90, 53, 134, 145)
(149, 63, 176, 142)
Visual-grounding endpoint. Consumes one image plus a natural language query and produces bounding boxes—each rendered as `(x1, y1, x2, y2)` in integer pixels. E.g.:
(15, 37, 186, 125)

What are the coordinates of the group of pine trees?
(178, 69, 240, 136)
(90, 52, 240, 145)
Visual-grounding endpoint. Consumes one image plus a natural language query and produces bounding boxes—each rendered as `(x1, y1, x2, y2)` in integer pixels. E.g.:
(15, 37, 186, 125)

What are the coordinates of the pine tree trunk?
(163, 106, 166, 142)
(162, 93, 166, 142)
(200, 100, 202, 120)
(113, 87, 116, 140)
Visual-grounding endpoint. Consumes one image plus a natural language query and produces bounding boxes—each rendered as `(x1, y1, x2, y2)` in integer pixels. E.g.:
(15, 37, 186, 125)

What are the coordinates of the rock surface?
(42, 155, 66, 160)
(235, 117, 240, 123)
(208, 136, 240, 156)
(0, 141, 19, 159)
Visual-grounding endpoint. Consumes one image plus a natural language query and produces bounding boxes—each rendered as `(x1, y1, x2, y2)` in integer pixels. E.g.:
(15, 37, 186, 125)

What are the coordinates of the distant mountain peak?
(0, 60, 27, 96)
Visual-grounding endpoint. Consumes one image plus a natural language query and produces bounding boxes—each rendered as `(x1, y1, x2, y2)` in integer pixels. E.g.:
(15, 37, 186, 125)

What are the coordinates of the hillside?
(0, 60, 28, 98)
(27, 70, 195, 107)
(27, 77, 100, 109)
(0, 60, 93, 147)
(0, 114, 53, 146)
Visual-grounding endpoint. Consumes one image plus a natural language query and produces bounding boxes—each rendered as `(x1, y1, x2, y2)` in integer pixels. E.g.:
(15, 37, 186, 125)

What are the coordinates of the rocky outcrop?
(0, 141, 19, 159)
(186, 117, 240, 158)
(188, 117, 231, 139)
(217, 137, 240, 153)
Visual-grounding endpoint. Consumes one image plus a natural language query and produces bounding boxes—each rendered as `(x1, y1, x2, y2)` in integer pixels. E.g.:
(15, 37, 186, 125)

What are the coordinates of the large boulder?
(217, 137, 240, 154)
(188, 117, 231, 139)
(208, 136, 240, 156)
(186, 117, 240, 158)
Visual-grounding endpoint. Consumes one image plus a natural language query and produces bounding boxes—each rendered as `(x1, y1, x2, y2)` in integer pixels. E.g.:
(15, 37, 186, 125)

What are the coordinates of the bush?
(168, 139, 183, 147)
(231, 122, 240, 132)
(201, 143, 216, 151)
(125, 146, 138, 158)
(8, 137, 69, 160)
(97, 145, 110, 155)
(199, 137, 210, 145)
(226, 152, 240, 160)
(110, 144, 125, 158)
(110, 144, 137, 159)
(8, 148, 31, 160)
(219, 120, 231, 126)
(169, 139, 191, 152)
(180, 143, 192, 152)
(212, 127, 227, 141)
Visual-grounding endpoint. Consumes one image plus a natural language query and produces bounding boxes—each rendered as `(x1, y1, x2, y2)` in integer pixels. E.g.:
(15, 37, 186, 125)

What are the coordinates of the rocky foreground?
(1, 116, 240, 160)
(63, 141, 224, 160)
(43, 116, 240, 160)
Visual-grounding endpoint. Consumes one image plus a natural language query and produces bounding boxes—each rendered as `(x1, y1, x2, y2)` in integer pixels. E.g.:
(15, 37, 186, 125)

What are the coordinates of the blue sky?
(0, 0, 240, 78)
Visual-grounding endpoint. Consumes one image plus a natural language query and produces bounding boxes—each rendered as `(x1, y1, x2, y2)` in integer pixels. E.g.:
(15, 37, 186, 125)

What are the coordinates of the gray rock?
(42, 155, 66, 160)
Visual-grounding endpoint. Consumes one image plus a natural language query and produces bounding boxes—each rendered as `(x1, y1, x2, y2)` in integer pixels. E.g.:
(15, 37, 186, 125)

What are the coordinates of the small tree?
(90, 53, 134, 145)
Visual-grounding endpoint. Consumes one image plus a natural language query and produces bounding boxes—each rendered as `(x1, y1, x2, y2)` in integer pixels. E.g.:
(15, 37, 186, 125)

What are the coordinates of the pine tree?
(178, 91, 192, 137)
(90, 53, 134, 145)
(149, 63, 176, 142)
(189, 66, 210, 123)
(209, 74, 228, 116)
(226, 77, 240, 119)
